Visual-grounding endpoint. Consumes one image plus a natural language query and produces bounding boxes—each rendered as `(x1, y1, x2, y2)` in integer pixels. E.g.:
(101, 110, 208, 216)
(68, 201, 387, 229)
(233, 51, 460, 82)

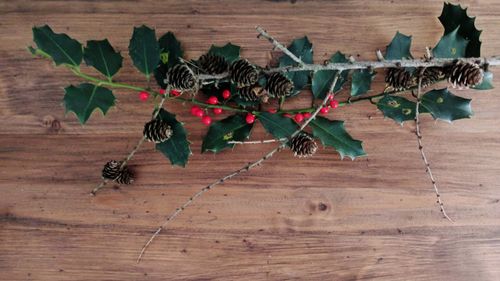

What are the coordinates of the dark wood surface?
(1, 0, 500, 280)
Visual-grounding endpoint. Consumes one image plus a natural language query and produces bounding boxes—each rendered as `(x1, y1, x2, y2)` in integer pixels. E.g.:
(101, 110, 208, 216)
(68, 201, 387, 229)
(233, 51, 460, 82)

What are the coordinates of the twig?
(414, 69, 453, 222)
(91, 95, 168, 195)
(228, 138, 286, 144)
(256, 26, 305, 66)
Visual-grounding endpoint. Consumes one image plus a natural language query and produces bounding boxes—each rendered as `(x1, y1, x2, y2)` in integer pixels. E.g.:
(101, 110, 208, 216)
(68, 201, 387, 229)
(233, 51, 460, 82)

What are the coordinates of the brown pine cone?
(445, 61, 484, 88)
(102, 160, 134, 185)
(143, 119, 173, 143)
(420, 67, 445, 88)
(289, 132, 318, 158)
(266, 72, 294, 98)
(198, 53, 228, 75)
(166, 64, 197, 90)
(385, 67, 414, 91)
(229, 59, 259, 87)
(238, 85, 264, 102)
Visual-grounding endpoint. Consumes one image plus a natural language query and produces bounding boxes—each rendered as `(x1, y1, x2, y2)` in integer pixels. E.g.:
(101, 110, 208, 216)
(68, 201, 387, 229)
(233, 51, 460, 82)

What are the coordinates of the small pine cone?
(385, 68, 414, 90)
(143, 119, 173, 143)
(289, 133, 318, 158)
(166, 64, 197, 90)
(420, 67, 444, 88)
(198, 53, 228, 74)
(445, 61, 484, 88)
(102, 160, 134, 185)
(266, 72, 294, 98)
(238, 86, 263, 102)
(229, 59, 259, 87)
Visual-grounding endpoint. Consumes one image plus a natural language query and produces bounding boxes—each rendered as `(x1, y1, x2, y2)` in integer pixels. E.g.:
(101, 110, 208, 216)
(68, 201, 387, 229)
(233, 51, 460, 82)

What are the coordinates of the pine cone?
(166, 64, 197, 90)
(266, 72, 294, 98)
(385, 68, 414, 91)
(143, 119, 173, 143)
(102, 160, 134, 185)
(198, 53, 228, 74)
(289, 133, 318, 158)
(420, 67, 444, 88)
(445, 61, 484, 88)
(238, 85, 264, 102)
(229, 59, 259, 87)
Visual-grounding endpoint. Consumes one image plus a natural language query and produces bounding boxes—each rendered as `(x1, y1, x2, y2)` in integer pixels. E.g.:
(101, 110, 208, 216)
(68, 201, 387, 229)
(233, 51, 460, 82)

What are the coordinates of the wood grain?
(1, 0, 500, 280)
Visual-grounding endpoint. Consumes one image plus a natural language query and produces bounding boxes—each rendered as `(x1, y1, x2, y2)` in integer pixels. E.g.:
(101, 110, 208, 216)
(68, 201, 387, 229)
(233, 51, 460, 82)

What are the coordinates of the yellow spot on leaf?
(436, 97, 444, 103)
(160, 52, 169, 64)
(388, 100, 400, 108)
(402, 108, 412, 115)
(451, 48, 456, 55)
(223, 132, 234, 141)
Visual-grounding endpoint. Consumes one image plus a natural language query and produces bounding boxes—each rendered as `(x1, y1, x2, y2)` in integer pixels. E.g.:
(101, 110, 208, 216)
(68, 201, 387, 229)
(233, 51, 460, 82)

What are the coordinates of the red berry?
(213, 108, 223, 115)
(170, 89, 181, 97)
(327, 93, 334, 101)
(303, 112, 312, 119)
(222, 89, 231, 100)
(138, 91, 149, 101)
(245, 113, 255, 124)
(330, 99, 339, 109)
(158, 88, 166, 95)
(267, 108, 278, 114)
(207, 96, 218, 105)
(294, 113, 304, 123)
(320, 106, 329, 115)
(283, 113, 293, 118)
(190, 106, 202, 116)
(202, 115, 212, 126)
(195, 109, 205, 118)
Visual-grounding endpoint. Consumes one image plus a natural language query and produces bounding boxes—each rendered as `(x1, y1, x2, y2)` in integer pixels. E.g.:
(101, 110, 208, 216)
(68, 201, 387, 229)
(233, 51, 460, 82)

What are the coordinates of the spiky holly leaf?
(438, 2, 482, 57)
(202, 115, 253, 153)
(258, 112, 298, 139)
(472, 71, 494, 90)
(377, 95, 426, 124)
(311, 51, 349, 99)
(208, 43, 240, 63)
(154, 32, 184, 88)
(279, 36, 313, 96)
(32, 25, 82, 66)
(83, 39, 123, 79)
(156, 109, 191, 167)
(433, 27, 468, 58)
(128, 25, 159, 78)
(351, 70, 376, 96)
(421, 88, 472, 122)
(63, 83, 115, 124)
(309, 116, 365, 159)
(385, 31, 413, 60)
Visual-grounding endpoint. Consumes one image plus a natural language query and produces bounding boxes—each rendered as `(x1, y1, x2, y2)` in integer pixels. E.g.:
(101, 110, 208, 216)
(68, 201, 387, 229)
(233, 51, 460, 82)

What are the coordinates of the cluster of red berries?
(189, 89, 232, 126)
(319, 95, 340, 115)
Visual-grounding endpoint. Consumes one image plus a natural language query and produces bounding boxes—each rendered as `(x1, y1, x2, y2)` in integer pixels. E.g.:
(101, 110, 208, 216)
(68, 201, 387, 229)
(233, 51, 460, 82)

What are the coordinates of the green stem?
(69, 67, 146, 92)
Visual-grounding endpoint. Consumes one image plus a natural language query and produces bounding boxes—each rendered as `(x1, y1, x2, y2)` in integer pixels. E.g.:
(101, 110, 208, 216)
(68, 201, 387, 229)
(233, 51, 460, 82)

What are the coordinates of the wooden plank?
(1, 0, 500, 280)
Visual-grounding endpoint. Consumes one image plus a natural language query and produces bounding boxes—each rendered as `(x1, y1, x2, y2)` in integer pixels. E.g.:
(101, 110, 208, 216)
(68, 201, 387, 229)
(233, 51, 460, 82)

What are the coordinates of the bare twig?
(256, 26, 305, 66)
(228, 138, 286, 144)
(414, 70, 453, 222)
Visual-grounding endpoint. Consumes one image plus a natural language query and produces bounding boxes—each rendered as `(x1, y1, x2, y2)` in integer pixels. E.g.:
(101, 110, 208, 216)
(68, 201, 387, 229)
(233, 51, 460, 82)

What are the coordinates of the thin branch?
(256, 26, 305, 66)
(414, 70, 453, 222)
(228, 138, 286, 144)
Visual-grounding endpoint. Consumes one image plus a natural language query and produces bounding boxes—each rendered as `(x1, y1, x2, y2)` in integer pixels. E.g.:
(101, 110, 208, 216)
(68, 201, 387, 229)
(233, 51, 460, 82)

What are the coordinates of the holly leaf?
(309, 116, 365, 160)
(154, 32, 184, 88)
(202, 115, 253, 153)
(377, 95, 421, 124)
(385, 31, 413, 60)
(433, 27, 468, 58)
(83, 39, 123, 79)
(258, 112, 298, 139)
(438, 2, 482, 57)
(351, 70, 376, 96)
(472, 71, 494, 90)
(63, 83, 115, 124)
(311, 51, 349, 99)
(128, 25, 159, 78)
(208, 43, 240, 63)
(32, 25, 82, 66)
(156, 109, 191, 167)
(421, 88, 472, 122)
(279, 36, 313, 96)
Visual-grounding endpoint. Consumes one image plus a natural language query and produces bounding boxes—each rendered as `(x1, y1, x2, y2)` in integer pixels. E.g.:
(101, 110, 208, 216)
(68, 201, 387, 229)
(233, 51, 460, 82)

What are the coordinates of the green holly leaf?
(156, 109, 191, 167)
(377, 95, 421, 124)
(433, 27, 468, 58)
(202, 115, 253, 153)
(63, 83, 115, 124)
(421, 88, 472, 122)
(385, 31, 413, 60)
(32, 25, 82, 66)
(208, 43, 240, 63)
(472, 71, 494, 90)
(438, 2, 482, 57)
(351, 70, 376, 96)
(279, 36, 313, 96)
(258, 112, 298, 139)
(311, 51, 349, 99)
(83, 39, 123, 79)
(128, 25, 159, 78)
(310, 116, 365, 160)
(154, 32, 184, 88)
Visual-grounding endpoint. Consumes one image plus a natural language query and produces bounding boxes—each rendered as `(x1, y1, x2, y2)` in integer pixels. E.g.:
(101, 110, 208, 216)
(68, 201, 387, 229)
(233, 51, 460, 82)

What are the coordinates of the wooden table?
(1, 0, 500, 280)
